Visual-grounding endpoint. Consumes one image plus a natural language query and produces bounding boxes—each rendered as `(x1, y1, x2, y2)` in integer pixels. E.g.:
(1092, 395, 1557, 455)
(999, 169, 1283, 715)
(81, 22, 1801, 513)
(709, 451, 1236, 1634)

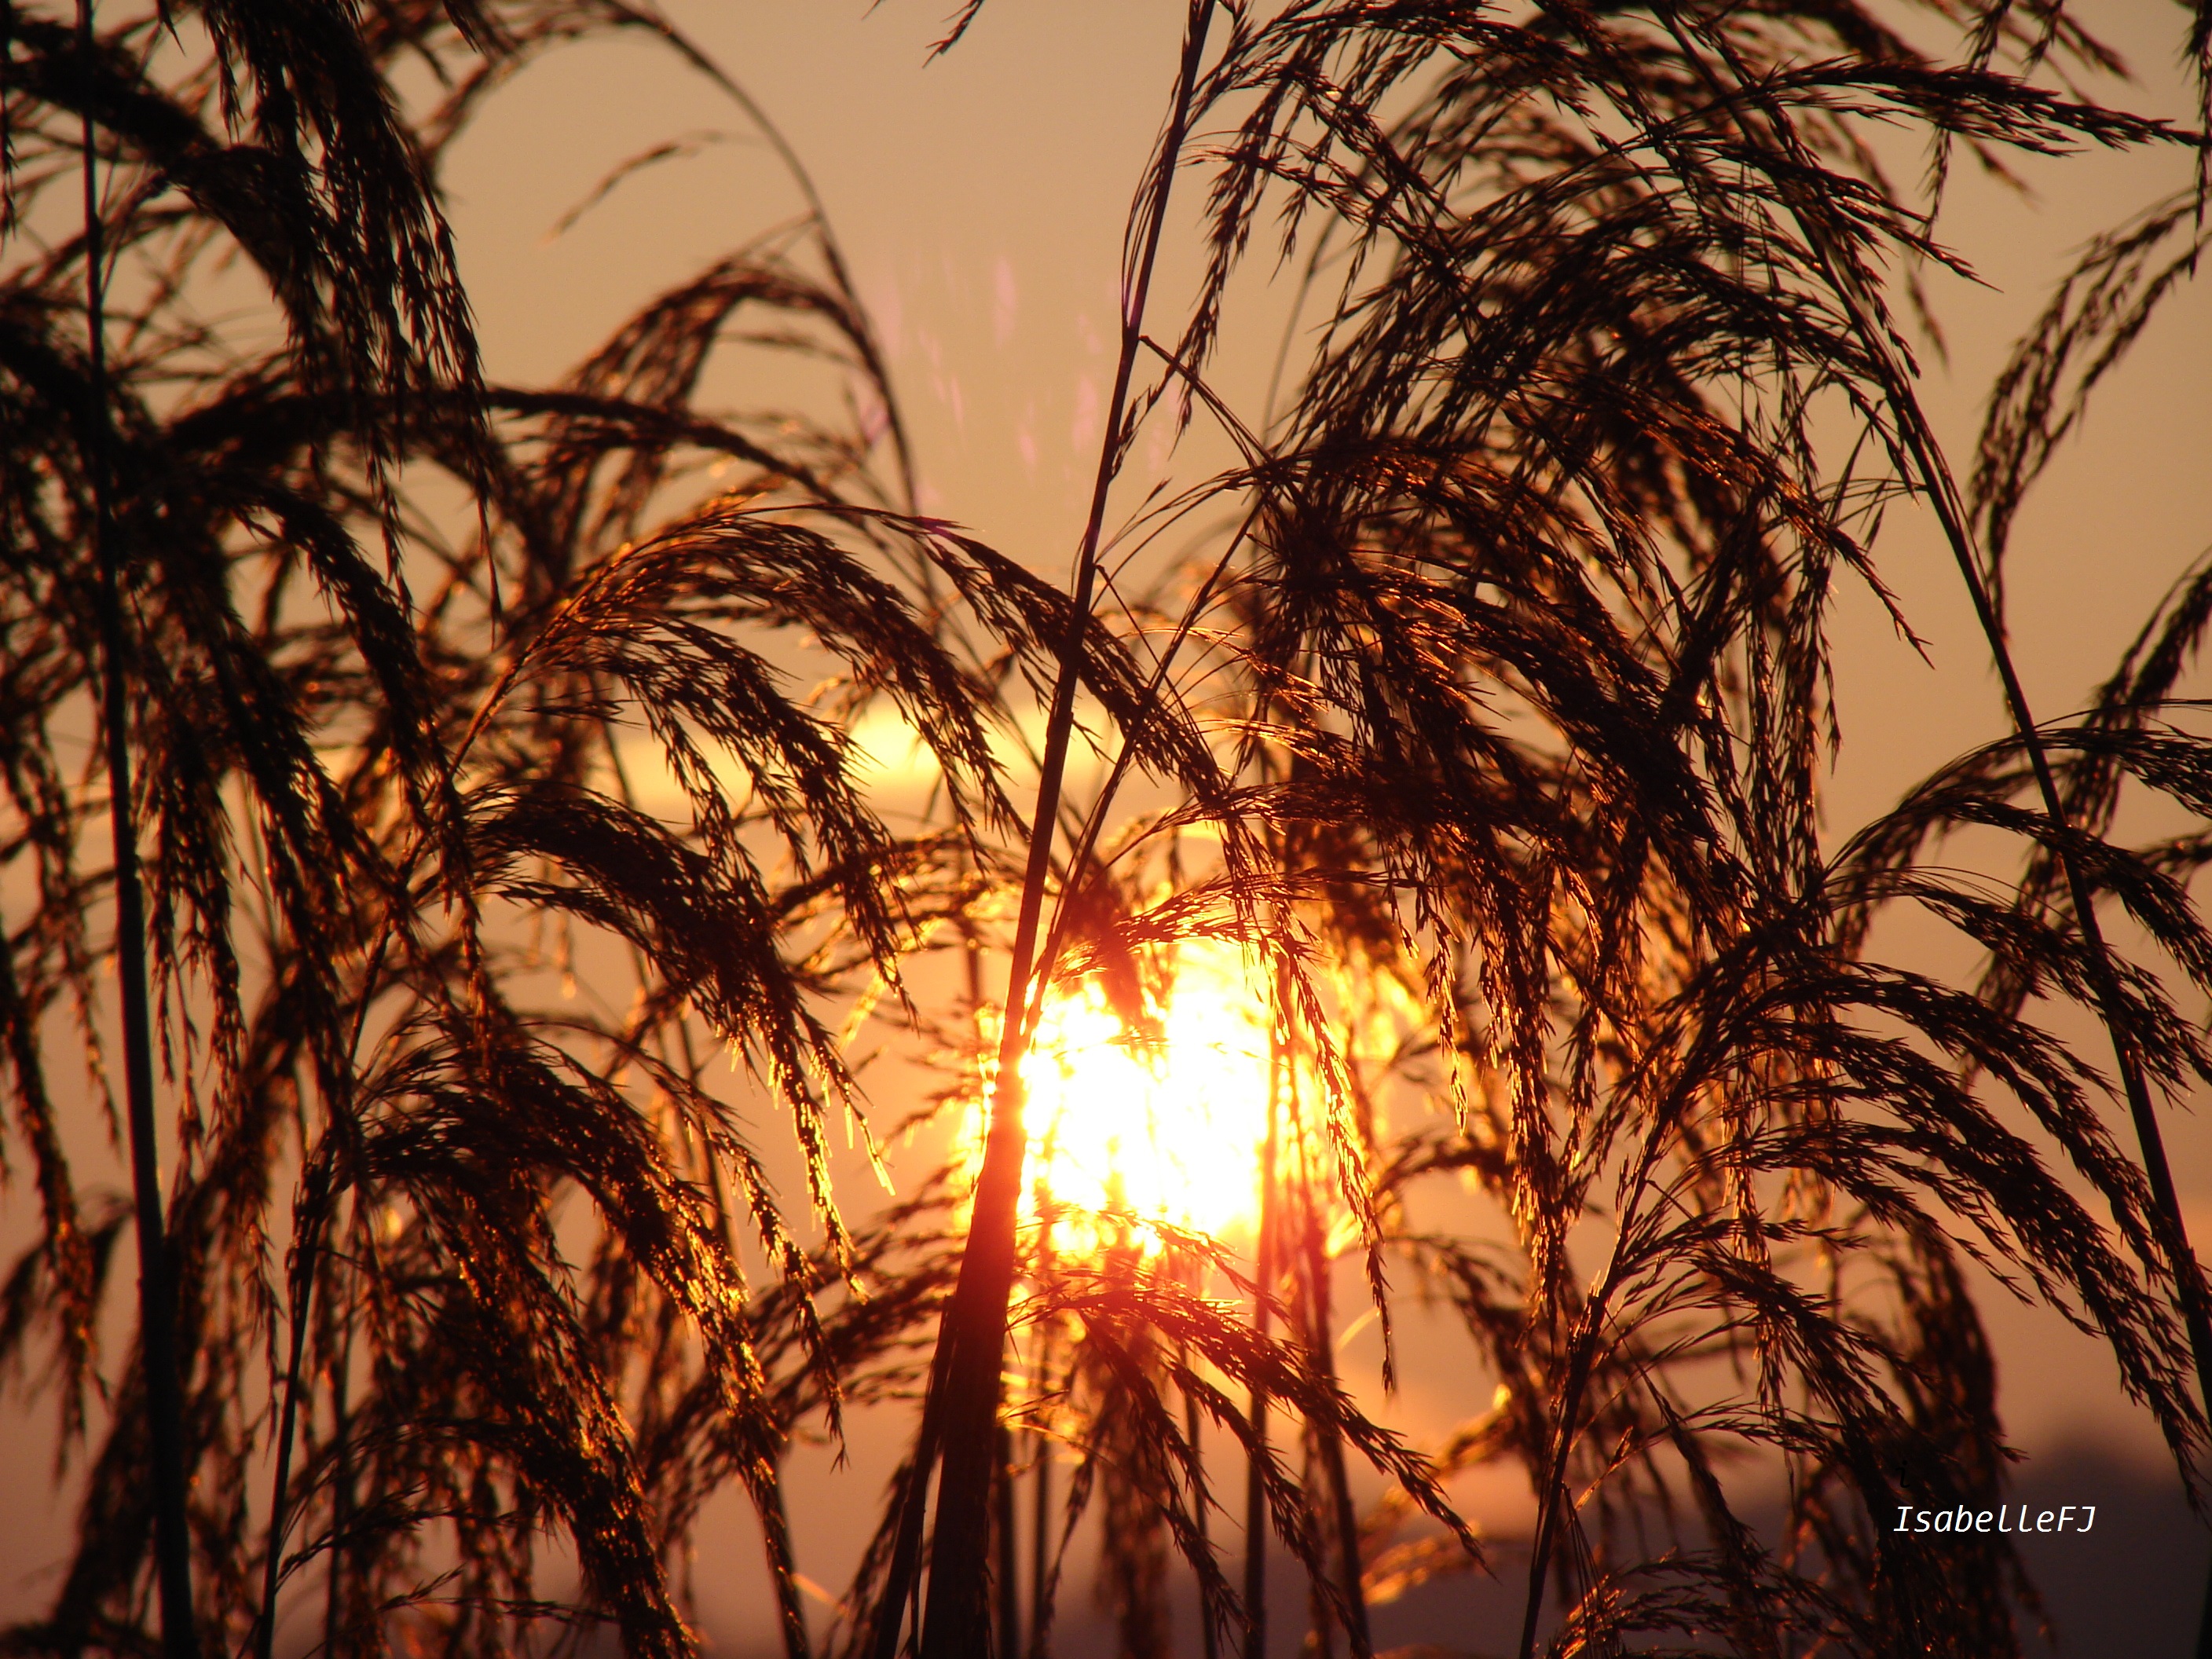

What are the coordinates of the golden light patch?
(985, 941, 1276, 1253)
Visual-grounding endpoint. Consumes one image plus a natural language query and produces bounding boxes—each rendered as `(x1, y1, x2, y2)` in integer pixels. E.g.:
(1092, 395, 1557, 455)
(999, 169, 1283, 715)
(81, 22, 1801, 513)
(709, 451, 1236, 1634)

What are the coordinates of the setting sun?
(1007, 941, 1274, 1250)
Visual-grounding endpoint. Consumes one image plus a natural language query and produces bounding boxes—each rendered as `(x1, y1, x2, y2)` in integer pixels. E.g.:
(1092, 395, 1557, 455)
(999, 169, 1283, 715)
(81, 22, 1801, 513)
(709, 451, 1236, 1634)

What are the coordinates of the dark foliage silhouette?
(2, 2, 2210, 1658)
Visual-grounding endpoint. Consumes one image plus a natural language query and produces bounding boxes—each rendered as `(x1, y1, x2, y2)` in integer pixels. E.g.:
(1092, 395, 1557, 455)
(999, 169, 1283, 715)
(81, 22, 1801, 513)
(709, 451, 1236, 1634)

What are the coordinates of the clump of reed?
(2, 2, 2210, 1657)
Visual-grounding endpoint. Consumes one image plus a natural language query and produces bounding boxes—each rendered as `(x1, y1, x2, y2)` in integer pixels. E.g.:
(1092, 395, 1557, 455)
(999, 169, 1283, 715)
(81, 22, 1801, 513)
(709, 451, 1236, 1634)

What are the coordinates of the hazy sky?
(439, 0, 2212, 1426)
(435, 0, 2212, 1636)
(2, 0, 2208, 1645)
(425, 3, 2212, 1644)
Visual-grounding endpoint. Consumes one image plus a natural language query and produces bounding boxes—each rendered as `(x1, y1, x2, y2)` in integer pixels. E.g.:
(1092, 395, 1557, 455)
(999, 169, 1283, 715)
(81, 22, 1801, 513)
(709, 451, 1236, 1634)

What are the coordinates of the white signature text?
(1892, 1503, 2095, 1534)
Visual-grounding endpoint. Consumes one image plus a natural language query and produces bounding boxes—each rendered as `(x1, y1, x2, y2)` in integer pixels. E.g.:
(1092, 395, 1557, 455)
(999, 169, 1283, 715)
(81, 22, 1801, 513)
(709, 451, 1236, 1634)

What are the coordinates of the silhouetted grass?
(4, 2, 2211, 1658)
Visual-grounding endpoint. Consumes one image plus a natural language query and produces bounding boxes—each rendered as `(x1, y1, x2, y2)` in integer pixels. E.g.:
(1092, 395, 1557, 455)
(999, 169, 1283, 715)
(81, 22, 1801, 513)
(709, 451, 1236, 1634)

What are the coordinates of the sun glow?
(1002, 942, 1275, 1250)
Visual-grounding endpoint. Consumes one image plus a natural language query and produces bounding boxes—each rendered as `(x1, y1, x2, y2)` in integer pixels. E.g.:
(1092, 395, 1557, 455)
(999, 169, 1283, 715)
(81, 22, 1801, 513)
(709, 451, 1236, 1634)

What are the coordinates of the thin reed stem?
(869, 1358, 946, 1659)
(1514, 1214, 1636, 1659)
(1298, 1148, 1371, 1659)
(1302, 1429, 1337, 1659)
(77, 5, 195, 1650)
(1027, 1325, 1054, 1659)
(1185, 1374, 1221, 1659)
(324, 1305, 353, 1659)
(253, 1158, 331, 1659)
(914, 5, 1218, 1651)
(1243, 1038, 1280, 1659)
(995, 1422, 1020, 1659)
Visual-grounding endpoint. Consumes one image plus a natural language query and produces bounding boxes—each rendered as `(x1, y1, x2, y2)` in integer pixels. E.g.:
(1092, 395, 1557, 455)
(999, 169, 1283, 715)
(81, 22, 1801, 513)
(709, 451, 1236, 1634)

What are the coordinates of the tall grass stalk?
(914, 4, 1218, 1650)
(10, 4, 2212, 1658)
(75, 2, 195, 1648)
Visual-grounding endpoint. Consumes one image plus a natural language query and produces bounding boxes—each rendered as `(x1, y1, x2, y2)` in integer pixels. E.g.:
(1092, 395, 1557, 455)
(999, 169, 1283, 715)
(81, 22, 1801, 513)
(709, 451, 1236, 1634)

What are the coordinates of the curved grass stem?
(911, 5, 1220, 1651)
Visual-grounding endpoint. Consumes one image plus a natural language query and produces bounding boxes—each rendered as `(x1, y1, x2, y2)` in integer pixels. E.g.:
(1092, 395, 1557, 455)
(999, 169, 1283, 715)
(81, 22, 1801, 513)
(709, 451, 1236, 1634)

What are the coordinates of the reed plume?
(3, 2, 2210, 1658)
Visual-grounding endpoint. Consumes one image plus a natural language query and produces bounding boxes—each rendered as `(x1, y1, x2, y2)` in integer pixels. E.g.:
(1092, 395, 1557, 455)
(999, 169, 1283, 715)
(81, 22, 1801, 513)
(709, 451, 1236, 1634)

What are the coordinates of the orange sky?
(2, 1, 2207, 1645)
(440, 0, 2212, 1442)
(388, 0, 2212, 1639)
(449, 0, 2212, 1636)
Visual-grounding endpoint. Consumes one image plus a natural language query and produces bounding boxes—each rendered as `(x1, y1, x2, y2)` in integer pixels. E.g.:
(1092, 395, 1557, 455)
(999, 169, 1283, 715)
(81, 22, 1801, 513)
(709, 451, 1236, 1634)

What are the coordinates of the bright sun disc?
(1011, 941, 1273, 1249)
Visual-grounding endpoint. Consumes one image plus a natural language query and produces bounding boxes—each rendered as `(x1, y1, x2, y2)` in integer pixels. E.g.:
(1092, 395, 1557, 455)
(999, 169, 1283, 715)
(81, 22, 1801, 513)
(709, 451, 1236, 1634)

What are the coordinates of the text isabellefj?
(1894, 1504, 2094, 1534)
